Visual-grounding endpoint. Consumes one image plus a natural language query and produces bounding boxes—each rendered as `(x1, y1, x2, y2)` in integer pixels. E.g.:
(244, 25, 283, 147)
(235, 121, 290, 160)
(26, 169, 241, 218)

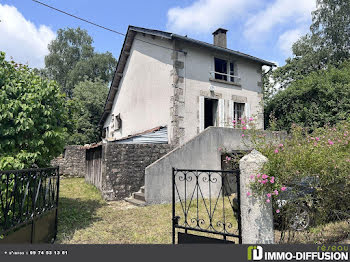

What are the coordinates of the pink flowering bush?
(244, 120, 350, 226)
(223, 117, 350, 228)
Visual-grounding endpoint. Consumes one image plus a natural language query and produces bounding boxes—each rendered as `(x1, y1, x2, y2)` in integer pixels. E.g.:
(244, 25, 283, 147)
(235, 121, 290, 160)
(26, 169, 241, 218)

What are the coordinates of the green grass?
(57, 178, 349, 244)
(57, 178, 239, 244)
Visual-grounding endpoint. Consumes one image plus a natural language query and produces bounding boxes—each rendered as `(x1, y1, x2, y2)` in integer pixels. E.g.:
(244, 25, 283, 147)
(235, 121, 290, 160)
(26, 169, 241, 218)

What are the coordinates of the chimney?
(212, 28, 228, 48)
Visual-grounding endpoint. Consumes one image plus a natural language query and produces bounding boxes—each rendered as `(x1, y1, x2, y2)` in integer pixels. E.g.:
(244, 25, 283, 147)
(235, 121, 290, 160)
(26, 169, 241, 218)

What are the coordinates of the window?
(214, 58, 235, 82)
(115, 114, 122, 130)
(234, 102, 245, 124)
(110, 114, 122, 131)
(111, 114, 115, 129)
(103, 127, 109, 138)
(214, 58, 227, 81)
(229, 62, 235, 82)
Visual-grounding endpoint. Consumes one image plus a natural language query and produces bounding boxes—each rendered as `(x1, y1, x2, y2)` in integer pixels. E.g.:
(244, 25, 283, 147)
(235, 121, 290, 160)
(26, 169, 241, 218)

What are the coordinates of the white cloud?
(167, 0, 258, 34)
(0, 4, 55, 68)
(244, 0, 316, 40)
(277, 28, 306, 56)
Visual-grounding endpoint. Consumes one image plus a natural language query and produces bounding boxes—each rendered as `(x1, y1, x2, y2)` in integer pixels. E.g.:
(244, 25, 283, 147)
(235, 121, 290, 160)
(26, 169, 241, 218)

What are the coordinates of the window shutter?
(219, 99, 225, 127)
(228, 100, 234, 127)
(199, 96, 205, 132)
(245, 103, 251, 120)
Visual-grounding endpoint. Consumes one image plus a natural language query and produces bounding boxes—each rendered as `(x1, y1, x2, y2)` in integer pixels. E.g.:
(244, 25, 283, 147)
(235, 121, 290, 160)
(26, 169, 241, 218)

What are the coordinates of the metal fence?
(172, 168, 242, 244)
(0, 167, 59, 243)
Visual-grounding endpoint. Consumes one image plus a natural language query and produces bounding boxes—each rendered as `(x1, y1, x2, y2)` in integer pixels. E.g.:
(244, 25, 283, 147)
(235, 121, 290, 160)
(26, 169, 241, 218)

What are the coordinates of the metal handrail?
(209, 71, 241, 79)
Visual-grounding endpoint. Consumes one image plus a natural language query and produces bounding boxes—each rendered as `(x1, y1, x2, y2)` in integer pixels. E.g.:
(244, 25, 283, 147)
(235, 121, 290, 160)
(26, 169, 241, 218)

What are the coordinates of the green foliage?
(271, 34, 330, 92)
(311, 0, 350, 65)
(265, 62, 350, 130)
(45, 27, 94, 97)
(67, 52, 116, 91)
(41, 27, 117, 145)
(267, 0, 350, 92)
(68, 79, 109, 145)
(243, 120, 350, 226)
(0, 52, 68, 170)
(44, 27, 117, 98)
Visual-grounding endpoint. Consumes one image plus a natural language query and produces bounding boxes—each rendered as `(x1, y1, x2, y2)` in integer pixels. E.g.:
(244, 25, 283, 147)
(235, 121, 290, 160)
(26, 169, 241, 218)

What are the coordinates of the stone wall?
(91, 143, 173, 201)
(51, 145, 86, 177)
(169, 41, 186, 146)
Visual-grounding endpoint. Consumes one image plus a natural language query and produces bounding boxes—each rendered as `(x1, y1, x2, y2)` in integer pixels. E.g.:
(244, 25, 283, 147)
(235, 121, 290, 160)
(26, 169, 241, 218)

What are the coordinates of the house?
(99, 26, 275, 146)
(85, 25, 276, 203)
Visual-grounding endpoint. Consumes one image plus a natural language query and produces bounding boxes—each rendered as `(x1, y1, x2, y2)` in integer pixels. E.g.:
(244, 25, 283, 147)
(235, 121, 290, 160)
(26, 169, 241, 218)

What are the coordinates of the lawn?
(57, 178, 350, 244)
(57, 178, 173, 244)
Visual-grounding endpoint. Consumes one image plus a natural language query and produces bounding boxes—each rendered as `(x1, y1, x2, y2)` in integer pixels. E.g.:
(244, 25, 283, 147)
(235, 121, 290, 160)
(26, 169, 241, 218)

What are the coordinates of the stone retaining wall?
(90, 143, 173, 200)
(51, 145, 86, 177)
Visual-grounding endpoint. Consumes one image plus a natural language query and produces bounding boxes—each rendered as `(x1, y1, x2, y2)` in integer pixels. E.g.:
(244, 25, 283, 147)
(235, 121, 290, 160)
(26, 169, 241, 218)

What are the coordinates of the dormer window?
(213, 58, 237, 83)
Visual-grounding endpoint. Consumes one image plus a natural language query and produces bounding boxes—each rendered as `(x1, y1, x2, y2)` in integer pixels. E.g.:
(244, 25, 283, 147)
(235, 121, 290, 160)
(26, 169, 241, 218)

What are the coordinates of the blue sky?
(0, 0, 317, 68)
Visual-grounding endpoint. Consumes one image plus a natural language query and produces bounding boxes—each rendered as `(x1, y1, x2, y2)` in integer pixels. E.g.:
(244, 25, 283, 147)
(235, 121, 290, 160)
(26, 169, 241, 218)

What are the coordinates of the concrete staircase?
(125, 186, 147, 206)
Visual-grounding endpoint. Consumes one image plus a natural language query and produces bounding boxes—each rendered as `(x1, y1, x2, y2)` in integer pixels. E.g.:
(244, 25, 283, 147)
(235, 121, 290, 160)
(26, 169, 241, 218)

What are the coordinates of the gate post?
(239, 150, 274, 244)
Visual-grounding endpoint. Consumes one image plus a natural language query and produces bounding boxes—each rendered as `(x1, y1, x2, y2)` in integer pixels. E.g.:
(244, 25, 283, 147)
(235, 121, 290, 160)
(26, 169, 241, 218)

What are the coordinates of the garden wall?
(51, 145, 86, 177)
(87, 142, 173, 200)
(145, 127, 286, 204)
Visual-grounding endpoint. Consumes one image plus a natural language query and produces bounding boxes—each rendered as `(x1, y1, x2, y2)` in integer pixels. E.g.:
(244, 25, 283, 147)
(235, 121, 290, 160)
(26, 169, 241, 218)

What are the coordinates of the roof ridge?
(128, 25, 275, 66)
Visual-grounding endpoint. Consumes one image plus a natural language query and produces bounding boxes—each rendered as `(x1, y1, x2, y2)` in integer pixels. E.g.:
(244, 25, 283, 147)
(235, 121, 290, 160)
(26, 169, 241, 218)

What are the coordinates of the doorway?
(204, 98, 218, 128)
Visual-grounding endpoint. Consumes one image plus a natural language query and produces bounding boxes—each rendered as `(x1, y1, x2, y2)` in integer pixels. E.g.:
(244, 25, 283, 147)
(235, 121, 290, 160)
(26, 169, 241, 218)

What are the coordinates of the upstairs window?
(229, 62, 235, 82)
(111, 114, 115, 129)
(103, 127, 109, 138)
(214, 58, 227, 81)
(115, 114, 122, 130)
(214, 58, 235, 82)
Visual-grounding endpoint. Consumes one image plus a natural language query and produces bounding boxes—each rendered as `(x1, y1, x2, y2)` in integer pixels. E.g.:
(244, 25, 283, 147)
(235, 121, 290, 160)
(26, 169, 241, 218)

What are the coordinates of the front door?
(204, 98, 218, 128)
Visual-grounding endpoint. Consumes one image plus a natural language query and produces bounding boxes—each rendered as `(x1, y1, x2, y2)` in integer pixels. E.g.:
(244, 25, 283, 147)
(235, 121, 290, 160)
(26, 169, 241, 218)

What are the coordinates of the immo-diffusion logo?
(247, 246, 263, 261)
(247, 245, 348, 261)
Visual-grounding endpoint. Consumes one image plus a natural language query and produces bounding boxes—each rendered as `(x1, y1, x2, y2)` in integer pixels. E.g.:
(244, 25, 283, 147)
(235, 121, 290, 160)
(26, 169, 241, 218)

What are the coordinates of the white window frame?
(212, 57, 238, 83)
(233, 102, 245, 127)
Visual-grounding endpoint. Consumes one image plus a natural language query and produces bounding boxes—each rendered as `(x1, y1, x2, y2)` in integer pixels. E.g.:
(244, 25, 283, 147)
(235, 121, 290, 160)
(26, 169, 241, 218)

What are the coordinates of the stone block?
(239, 150, 274, 244)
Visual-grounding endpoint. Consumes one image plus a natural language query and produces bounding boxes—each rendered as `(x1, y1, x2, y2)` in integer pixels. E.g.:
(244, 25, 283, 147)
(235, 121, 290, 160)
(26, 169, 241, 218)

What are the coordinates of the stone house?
(84, 25, 276, 204)
(99, 26, 275, 146)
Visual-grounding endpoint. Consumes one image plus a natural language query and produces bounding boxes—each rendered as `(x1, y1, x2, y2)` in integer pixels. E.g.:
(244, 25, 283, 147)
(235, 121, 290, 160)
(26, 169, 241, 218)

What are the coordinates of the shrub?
(224, 117, 350, 229)
(265, 61, 350, 131)
(0, 52, 68, 170)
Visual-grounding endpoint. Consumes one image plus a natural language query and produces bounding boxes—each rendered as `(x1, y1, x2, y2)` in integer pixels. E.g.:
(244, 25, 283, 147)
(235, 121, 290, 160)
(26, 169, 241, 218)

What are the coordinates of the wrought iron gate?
(172, 168, 242, 244)
(0, 167, 59, 243)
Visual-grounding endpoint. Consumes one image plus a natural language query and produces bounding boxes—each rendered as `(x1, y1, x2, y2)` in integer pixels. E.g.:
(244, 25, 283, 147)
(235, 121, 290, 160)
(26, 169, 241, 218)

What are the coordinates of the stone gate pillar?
(239, 149, 274, 244)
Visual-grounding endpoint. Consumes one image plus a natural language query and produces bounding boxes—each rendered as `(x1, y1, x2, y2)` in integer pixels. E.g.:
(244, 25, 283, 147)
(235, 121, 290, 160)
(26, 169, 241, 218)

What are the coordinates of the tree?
(265, 61, 350, 131)
(44, 27, 117, 98)
(66, 52, 116, 91)
(45, 27, 94, 97)
(311, 0, 350, 65)
(42, 27, 117, 145)
(269, 0, 350, 91)
(0, 52, 68, 170)
(68, 79, 109, 145)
